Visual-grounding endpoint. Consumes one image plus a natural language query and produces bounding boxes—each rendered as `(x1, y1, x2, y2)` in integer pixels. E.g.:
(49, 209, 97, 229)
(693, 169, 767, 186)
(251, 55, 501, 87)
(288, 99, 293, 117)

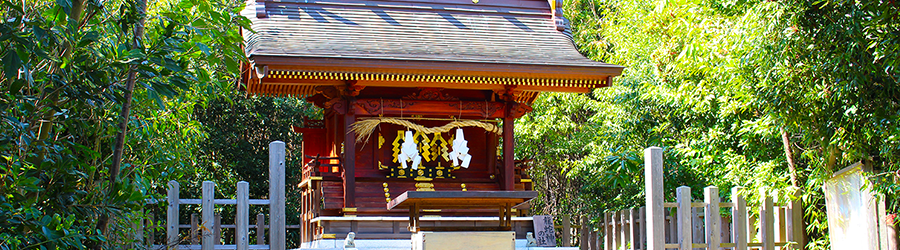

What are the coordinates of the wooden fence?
(141, 141, 288, 250)
(578, 147, 805, 250)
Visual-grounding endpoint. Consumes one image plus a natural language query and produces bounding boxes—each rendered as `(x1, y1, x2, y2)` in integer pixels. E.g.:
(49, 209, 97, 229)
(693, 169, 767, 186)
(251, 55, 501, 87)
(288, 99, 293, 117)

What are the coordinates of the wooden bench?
(387, 191, 537, 232)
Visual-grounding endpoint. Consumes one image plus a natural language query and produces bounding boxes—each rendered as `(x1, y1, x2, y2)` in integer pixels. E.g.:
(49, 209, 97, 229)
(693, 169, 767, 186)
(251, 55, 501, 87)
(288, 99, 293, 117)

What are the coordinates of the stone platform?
(296, 239, 578, 250)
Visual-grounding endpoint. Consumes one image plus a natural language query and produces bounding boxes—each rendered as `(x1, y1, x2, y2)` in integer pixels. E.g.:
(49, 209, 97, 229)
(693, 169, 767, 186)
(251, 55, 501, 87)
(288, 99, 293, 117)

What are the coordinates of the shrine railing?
(302, 154, 342, 180)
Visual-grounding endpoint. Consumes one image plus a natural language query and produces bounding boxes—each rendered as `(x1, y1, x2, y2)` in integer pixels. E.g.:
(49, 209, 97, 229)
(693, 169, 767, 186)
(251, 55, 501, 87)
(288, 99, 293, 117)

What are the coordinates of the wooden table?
(387, 191, 537, 232)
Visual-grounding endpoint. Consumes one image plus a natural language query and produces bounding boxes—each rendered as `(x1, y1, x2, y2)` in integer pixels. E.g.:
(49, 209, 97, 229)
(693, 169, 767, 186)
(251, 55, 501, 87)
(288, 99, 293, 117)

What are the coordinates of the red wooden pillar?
(343, 96, 357, 209)
(502, 114, 514, 191)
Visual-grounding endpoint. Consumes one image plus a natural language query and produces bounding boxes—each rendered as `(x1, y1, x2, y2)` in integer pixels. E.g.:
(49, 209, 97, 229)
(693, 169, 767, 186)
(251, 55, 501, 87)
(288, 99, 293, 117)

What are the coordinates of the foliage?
(517, 0, 898, 248)
(192, 94, 320, 246)
(0, 0, 250, 248)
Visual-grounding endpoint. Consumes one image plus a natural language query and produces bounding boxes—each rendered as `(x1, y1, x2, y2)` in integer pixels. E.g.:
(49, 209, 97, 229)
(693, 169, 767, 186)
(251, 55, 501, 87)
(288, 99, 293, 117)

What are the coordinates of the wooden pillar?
(788, 189, 805, 249)
(202, 181, 215, 250)
(704, 186, 720, 250)
(502, 116, 514, 190)
(732, 187, 747, 250)
(167, 181, 180, 246)
(676, 186, 692, 250)
(760, 188, 774, 250)
(343, 97, 357, 207)
(645, 147, 665, 250)
(562, 215, 571, 247)
(236, 181, 249, 250)
(191, 213, 199, 245)
(213, 214, 222, 245)
(269, 141, 286, 250)
(256, 213, 265, 245)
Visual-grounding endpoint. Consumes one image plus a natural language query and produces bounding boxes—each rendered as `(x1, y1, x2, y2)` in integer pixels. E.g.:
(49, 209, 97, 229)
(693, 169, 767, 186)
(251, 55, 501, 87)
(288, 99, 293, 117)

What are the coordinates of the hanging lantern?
(449, 128, 472, 168)
(398, 130, 422, 169)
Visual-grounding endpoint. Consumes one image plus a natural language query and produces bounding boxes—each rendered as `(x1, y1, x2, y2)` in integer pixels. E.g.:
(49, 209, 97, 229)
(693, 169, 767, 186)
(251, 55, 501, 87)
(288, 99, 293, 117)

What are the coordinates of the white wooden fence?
(582, 147, 805, 250)
(143, 141, 287, 250)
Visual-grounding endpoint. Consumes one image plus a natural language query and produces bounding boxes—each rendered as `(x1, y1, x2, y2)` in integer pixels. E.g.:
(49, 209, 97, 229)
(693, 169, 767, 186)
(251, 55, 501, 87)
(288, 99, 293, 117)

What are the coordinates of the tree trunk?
(780, 128, 798, 188)
(95, 0, 148, 246)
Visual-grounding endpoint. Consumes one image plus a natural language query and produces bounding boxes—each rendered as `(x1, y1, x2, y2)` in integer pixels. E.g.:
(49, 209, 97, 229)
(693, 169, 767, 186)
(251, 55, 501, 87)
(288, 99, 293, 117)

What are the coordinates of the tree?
(0, 0, 250, 247)
(517, 0, 898, 248)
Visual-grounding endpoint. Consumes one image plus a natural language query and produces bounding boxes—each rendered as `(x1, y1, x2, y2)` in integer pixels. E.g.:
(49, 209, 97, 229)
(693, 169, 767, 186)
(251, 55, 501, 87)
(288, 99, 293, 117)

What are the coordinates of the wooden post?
(621, 210, 629, 250)
(645, 147, 665, 250)
(605, 212, 613, 250)
(342, 100, 357, 208)
(256, 213, 265, 245)
(630, 208, 639, 250)
(580, 216, 589, 250)
(167, 181, 180, 246)
(237, 181, 249, 250)
(590, 229, 598, 250)
(676, 186, 692, 250)
(691, 208, 702, 250)
(787, 190, 805, 249)
(269, 141, 286, 250)
(214, 214, 222, 245)
(731, 187, 747, 250)
(147, 213, 155, 247)
(202, 181, 215, 250)
(563, 214, 572, 247)
(135, 209, 144, 248)
(502, 116, 515, 190)
(191, 213, 199, 245)
(776, 206, 786, 243)
(704, 186, 720, 250)
(639, 207, 647, 250)
(759, 188, 774, 250)
(612, 211, 619, 249)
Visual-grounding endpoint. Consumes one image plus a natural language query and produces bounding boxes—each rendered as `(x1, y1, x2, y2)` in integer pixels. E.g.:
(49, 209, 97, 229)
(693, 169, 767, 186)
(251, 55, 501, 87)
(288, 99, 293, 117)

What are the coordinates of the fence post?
(760, 188, 774, 250)
(202, 181, 215, 250)
(787, 189, 805, 249)
(256, 213, 266, 245)
(191, 213, 199, 245)
(580, 216, 589, 250)
(214, 214, 222, 245)
(147, 212, 155, 247)
(644, 147, 664, 250)
(676, 186, 692, 250)
(704, 186, 720, 250)
(269, 141, 286, 250)
(562, 215, 571, 247)
(621, 210, 628, 250)
(167, 181, 180, 246)
(605, 212, 613, 250)
(639, 207, 647, 250)
(237, 181, 249, 250)
(630, 208, 639, 250)
(731, 187, 747, 250)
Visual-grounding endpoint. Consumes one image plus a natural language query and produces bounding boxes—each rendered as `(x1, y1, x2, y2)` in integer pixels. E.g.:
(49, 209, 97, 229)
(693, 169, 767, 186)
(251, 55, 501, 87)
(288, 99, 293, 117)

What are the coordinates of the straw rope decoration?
(351, 117, 501, 143)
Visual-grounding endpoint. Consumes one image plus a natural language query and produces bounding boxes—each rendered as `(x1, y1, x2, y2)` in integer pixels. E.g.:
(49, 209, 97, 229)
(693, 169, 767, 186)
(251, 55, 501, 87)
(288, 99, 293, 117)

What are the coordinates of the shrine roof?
(240, 0, 624, 96)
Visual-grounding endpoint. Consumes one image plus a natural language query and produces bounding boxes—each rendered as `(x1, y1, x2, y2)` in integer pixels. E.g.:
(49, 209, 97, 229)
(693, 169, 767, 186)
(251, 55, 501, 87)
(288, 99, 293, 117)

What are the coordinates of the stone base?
(412, 231, 515, 250)
(294, 239, 579, 250)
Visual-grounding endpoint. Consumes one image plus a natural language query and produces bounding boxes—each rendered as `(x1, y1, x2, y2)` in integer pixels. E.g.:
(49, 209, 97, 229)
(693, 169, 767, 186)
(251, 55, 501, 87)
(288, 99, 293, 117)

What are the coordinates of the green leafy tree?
(0, 0, 250, 248)
(518, 0, 898, 249)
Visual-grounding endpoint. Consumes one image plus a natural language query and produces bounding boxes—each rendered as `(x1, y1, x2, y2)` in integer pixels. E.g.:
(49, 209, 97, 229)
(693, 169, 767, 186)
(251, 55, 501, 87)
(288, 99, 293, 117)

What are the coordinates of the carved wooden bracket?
(494, 85, 522, 102)
(509, 102, 533, 119)
(308, 86, 348, 114)
(342, 80, 365, 97)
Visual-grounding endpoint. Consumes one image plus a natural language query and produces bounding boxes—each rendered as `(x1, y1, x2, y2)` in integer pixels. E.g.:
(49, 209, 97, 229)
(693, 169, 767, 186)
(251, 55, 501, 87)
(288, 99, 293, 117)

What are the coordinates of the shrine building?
(239, 0, 623, 246)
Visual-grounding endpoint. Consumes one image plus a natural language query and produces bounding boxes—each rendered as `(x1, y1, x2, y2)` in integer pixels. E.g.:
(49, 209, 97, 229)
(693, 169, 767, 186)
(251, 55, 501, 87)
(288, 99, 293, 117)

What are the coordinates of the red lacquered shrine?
(239, 0, 623, 242)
